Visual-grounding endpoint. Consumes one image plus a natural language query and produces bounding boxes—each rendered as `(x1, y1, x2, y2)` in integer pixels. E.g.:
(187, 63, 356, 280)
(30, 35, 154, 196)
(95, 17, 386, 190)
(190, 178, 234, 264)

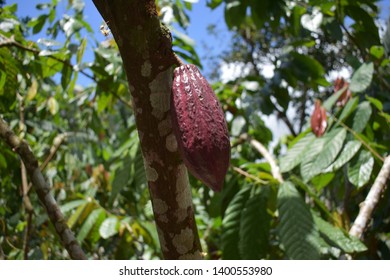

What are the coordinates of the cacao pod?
(171, 64, 230, 192)
(310, 99, 327, 137)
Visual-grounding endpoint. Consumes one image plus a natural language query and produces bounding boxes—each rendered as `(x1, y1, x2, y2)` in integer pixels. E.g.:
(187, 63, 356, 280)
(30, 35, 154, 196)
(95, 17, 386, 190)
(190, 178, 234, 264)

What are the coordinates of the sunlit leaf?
(99, 216, 119, 239)
(313, 215, 367, 253)
(348, 150, 374, 188)
(350, 62, 374, 93)
(352, 101, 372, 133)
(280, 133, 316, 173)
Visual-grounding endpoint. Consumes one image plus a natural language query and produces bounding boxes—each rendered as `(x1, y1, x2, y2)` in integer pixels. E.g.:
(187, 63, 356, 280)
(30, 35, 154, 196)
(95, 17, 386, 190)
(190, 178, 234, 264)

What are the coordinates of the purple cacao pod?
(171, 64, 230, 192)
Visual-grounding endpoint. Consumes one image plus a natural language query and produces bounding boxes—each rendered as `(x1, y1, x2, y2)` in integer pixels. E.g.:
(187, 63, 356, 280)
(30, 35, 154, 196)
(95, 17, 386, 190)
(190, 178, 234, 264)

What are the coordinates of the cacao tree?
(1, 0, 390, 260)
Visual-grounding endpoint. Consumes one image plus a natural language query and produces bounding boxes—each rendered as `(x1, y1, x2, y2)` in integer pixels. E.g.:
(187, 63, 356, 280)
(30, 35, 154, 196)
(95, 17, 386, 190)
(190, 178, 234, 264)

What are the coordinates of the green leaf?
(370, 45, 384, 59)
(349, 62, 374, 93)
(77, 208, 105, 243)
(61, 62, 72, 90)
(67, 202, 88, 229)
(352, 101, 372, 133)
(365, 96, 383, 111)
(280, 133, 316, 173)
(277, 181, 322, 259)
(313, 215, 367, 253)
(325, 140, 362, 172)
(338, 97, 359, 122)
(28, 14, 48, 34)
(348, 150, 374, 188)
(110, 154, 133, 205)
(224, 0, 247, 29)
(311, 173, 335, 191)
(0, 70, 6, 89)
(222, 187, 251, 259)
(60, 199, 87, 214)
(299, 136, 326, 182)
(88, 210, 107, 244)
(239, 189, 270, 259)
(77, 38, 87, 64)
(309, 129, 347, 178)
(207, 0, 223, 9)
(99, 216, 119, 239)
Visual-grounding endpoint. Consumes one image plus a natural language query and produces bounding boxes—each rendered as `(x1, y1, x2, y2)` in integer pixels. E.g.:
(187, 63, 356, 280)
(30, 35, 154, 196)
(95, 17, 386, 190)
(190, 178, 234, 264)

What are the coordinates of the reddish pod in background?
(311, 99, 327, 137)
(170, 64, 231, 192)
(334, 77, 352, 107)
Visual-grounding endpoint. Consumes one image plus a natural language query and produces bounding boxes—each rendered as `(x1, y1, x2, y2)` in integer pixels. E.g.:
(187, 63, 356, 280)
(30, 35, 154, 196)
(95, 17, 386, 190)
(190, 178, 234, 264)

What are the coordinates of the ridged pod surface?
(171, 64, 230, 192)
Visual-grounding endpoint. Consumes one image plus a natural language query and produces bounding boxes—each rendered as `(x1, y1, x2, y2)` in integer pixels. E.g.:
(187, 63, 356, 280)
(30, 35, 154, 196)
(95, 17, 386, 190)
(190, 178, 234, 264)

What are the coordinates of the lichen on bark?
(92, 0, 203, 259)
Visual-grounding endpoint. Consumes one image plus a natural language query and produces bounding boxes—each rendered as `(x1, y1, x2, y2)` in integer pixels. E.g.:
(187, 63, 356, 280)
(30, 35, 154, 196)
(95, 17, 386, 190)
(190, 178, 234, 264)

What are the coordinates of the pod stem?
(173, 52, 185, 66)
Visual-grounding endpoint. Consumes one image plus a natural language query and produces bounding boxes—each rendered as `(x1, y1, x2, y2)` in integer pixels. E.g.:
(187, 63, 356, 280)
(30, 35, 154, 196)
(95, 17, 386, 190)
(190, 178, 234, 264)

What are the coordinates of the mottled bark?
(349, 156, 390, 239)
(92, 0, 202, 259)
(0, 117, 87, 260)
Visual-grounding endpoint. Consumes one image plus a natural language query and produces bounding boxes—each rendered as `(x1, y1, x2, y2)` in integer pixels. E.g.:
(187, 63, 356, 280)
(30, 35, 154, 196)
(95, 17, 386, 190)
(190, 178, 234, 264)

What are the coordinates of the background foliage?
(0, 0, 389, 259)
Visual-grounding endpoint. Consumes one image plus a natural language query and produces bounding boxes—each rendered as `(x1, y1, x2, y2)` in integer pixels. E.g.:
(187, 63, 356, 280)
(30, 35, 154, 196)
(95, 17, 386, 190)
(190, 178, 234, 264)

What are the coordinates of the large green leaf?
(349, 62, 374, 93)
(309, 128, 347, 179)
(352, 101, 372, 133)
(324, 140, 362, 172)
(279, 133, 316, 173)
(299, 136, 327, 182)
(348, 150, 374, 188)
(221, 187, 251, 259)
(239, 189, 270, 259)
(313, 215, 367, 253)
(277, 181, 322, 259)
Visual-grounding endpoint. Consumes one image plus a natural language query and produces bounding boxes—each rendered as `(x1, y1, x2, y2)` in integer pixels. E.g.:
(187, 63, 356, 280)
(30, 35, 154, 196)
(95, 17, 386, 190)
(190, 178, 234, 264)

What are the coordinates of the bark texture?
(92, 0, 202, 259)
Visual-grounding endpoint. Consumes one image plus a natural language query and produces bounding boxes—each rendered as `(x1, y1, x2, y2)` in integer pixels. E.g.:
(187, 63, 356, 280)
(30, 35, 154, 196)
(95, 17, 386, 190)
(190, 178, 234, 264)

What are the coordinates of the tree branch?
(349, 156, 390, 239)
(92, 0, 202, 259)
(240, 134, 284, 183)
(0, 117, 87, 260)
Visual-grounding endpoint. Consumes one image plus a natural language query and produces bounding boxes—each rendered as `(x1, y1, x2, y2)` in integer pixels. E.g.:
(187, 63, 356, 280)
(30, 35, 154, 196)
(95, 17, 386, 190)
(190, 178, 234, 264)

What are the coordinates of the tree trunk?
(92, 0, 203, 259)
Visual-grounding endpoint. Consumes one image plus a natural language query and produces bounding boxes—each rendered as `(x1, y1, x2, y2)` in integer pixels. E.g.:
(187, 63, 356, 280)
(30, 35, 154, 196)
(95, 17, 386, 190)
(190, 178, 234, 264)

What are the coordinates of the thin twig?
(231, 165, 266, 185)
(349, 156, 390, 239)
(240, 133, 284, 183)
(0, 117, 87, 260)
